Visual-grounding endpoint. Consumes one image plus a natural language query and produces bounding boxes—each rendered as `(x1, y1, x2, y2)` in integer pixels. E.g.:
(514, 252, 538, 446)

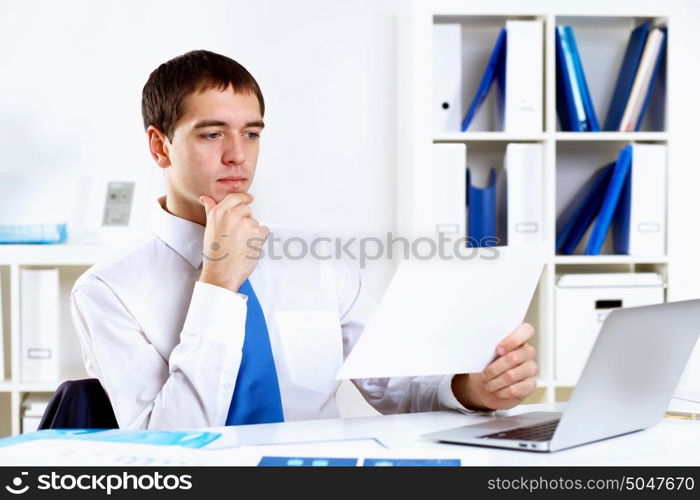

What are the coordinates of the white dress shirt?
(70, 197, 473, 430)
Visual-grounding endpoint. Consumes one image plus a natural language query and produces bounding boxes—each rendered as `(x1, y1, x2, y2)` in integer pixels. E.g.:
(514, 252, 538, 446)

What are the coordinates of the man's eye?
(202, 132, 222, 139)
(244, 132, 260, 139)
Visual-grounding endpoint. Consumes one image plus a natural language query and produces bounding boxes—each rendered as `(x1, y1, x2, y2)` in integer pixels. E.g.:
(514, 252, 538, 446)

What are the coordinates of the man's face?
(161, 85, 264, 206)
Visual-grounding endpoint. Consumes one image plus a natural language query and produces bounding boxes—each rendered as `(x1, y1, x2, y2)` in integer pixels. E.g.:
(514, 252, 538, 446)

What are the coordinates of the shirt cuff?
(437, 374, 495, 415)
(182, 281, 247, 345)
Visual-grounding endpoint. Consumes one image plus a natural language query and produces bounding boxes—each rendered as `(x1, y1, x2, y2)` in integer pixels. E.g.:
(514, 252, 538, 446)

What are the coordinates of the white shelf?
(433, 132, 669, 142)
(554, 132, 669, 142)
(16, 382, 62, 393)
(552, 381, 577, 388)
(0, 245, 98, 436)
(399, 4, 680, 408)
(536, 379, 578, 388)
(553, 255, 669, 265)
(0, 382, 61, 393)
(0, 244, 111, 265)
(434, 132, 547, 142)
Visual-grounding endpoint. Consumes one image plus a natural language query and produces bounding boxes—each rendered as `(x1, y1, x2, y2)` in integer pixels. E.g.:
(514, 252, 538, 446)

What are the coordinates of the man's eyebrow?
(192, 119, 265, 129)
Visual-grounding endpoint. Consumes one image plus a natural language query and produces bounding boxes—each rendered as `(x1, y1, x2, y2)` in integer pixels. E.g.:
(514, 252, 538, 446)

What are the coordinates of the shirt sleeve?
(70, 275, 247, 430)
(333, 257, 491, 415)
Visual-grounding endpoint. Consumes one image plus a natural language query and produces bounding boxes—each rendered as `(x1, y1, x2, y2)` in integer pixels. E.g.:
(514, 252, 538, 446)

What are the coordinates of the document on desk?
(337, 244, 546, 379)
(0, 428, 221, 449)
(0, 438, 464, 466)
(0, 440, 243, 466)
(238, 440, 462, 466)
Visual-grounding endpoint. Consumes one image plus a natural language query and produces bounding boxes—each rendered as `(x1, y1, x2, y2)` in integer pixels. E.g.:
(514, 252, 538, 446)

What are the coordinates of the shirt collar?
(152, 196, 205, 270)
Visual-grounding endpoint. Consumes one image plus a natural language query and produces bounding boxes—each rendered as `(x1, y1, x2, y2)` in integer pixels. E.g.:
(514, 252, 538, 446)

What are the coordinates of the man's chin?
(211, 185, 249, 202)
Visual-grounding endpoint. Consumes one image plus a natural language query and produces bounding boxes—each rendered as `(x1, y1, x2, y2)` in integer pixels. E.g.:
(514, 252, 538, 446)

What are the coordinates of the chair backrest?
(38, 378, 119, 430)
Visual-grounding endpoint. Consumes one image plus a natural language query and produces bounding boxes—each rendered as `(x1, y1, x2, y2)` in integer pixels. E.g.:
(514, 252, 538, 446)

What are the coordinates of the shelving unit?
(0, 244, 111, 437)
(397, 2, 678, 404)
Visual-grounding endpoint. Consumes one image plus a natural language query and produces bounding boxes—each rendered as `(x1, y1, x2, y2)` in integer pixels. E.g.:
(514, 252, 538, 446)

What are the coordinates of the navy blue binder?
(556, 163, 614, 255)
(604, 22, 650, 131)
(461, 28, 507, 132)
(467, 168, 498, 247)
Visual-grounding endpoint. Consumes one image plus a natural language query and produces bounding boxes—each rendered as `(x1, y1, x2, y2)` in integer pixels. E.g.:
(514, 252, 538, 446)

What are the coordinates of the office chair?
(38, 378, 119, 430)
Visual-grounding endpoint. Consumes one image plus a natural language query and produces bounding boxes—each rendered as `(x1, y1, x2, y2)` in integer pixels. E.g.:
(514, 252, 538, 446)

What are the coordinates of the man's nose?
(223, 134, 246, 166)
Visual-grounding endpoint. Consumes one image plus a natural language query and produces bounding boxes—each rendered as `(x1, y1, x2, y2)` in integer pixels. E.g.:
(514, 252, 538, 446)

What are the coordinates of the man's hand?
(452, 323, 538, 411)
(198, 193, 269, 293)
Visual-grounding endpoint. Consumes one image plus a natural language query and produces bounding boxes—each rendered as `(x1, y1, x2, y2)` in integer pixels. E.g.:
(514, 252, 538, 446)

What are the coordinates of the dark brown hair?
(141, 50, 265, 140)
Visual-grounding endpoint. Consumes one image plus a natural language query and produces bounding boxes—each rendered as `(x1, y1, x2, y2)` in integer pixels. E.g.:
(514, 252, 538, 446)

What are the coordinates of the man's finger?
(482, 343, 536, 381)
(484, 360, 538, 393)
(198, 195, 216, 216)
(493, 377, 537, 400)
(218, 192, 254, 211)
(496, 323, 535, 356)
(231, 203, 252, 218)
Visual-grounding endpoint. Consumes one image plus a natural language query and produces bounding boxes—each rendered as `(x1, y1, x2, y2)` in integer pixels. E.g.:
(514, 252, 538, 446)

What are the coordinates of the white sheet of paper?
(336, 244, 546, 379)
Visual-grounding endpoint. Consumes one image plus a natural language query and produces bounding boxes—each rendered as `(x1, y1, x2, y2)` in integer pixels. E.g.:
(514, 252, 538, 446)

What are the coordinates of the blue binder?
(565, 26, 600, 132)
(555, 26, 584, 131)
(556, 162, 614, 255)
(633, 27, 667, 131)
(604, 22, 651, 131)
(461, 28, 507, 132)
(555, 26, 600, 132)
(467, 168, 498, 247)
(584, 146, 633, 255)
(612, 154, 634, 254)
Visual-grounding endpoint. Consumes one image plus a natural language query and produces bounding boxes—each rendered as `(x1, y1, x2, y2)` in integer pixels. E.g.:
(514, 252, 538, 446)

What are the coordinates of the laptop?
(423, 299, 700, 452)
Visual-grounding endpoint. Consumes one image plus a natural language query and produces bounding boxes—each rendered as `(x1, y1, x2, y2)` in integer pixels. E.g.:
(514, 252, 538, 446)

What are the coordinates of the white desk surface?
(200, 396, 700, 466)
(2, 396, 698, 466)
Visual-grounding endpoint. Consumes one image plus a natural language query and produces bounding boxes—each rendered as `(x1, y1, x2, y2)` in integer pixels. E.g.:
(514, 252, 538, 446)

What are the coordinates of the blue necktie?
(225, 279, 284, 425)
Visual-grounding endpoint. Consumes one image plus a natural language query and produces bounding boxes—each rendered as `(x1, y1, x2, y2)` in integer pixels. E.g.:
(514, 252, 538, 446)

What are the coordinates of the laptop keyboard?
(478, 419, 560, 442)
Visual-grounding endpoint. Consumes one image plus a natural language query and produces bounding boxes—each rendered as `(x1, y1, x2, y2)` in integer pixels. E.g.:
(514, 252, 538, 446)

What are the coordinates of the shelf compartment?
(553, 16, 667, 133)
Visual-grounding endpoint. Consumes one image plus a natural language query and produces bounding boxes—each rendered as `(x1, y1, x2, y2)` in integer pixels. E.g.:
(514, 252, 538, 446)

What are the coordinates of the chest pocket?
(274, 309, 343, 394)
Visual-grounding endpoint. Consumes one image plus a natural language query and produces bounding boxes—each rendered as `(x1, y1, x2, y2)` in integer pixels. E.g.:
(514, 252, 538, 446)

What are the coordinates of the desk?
(1, 398, 698, 466)
(201, 397, 700, 466)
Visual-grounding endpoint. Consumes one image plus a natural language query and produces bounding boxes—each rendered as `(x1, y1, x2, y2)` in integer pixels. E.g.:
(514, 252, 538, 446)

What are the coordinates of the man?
(70, 50, 538, 430)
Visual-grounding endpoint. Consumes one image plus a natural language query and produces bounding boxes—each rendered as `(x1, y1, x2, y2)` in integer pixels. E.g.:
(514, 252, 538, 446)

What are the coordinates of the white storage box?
(555, 273, 664, 384)
(21, 394, 50, 433)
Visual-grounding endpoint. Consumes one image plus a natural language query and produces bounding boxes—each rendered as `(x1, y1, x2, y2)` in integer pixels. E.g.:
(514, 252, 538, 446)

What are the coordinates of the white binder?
(615, 144, 666, 256)
(432, 24, 463, 133)
(504, 20, 543, 133)
(20, 268, 60, 383)
(430, 143, 466, 238)
(502, 143, 544, 245)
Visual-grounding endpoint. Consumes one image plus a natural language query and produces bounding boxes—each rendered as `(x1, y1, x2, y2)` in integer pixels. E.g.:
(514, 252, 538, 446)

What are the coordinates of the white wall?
(0, 0, 402, 295)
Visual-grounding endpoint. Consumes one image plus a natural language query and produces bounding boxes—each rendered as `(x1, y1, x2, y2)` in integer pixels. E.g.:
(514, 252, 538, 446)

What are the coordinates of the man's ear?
(147, 126, 172, 168)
